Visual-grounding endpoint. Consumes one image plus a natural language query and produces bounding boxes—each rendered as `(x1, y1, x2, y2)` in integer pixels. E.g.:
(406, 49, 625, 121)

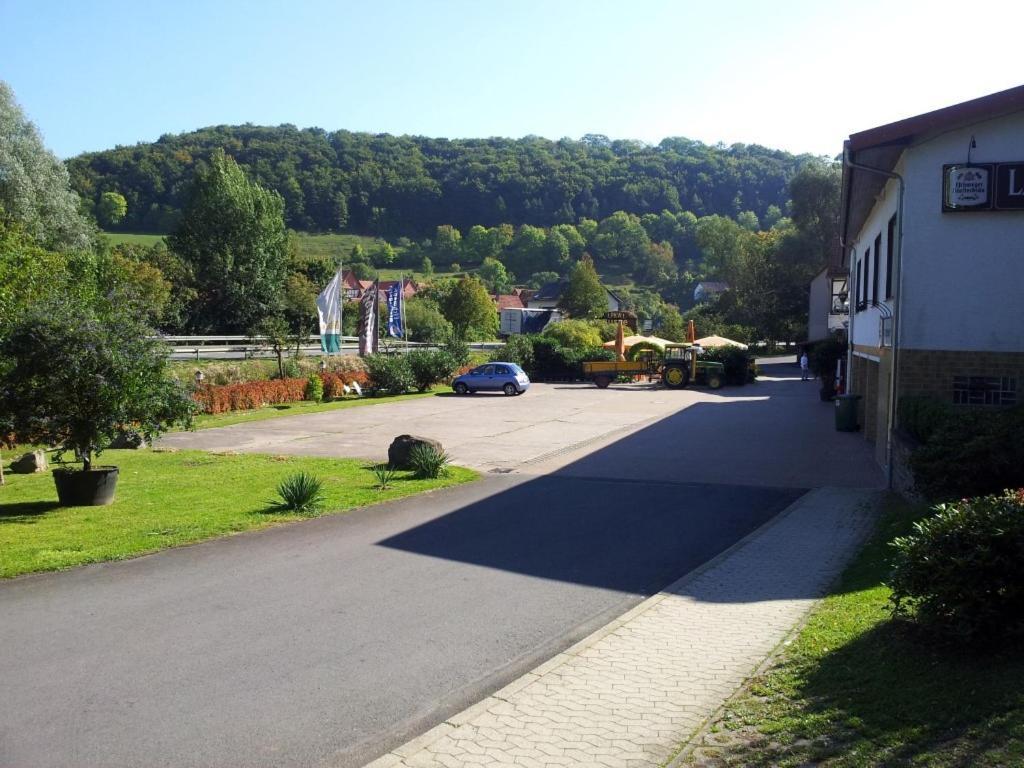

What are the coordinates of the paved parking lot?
(161, 380, 698, 473)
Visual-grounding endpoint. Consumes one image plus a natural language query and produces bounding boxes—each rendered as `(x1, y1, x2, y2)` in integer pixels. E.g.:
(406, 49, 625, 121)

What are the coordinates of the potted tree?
(809, 336, 846, 402)
(0, 299, 195, 506)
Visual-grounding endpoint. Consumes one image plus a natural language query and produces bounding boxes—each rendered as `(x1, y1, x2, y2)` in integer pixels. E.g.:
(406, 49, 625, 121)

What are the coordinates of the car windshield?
(509, 364, 525, 375)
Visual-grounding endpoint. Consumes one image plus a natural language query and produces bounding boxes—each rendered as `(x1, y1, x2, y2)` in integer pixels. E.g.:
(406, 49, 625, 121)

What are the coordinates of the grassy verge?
(0, 449, 476, 579)
(685, 497, 1024, 767)
(190, 387, 446, 430)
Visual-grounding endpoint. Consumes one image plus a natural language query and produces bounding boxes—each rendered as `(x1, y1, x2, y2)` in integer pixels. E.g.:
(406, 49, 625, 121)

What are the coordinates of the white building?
(840, 84, 1024, 473)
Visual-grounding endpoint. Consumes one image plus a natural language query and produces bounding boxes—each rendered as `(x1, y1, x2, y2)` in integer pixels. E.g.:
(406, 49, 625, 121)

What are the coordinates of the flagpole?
(336, 254, 342, 356)
(401, 272, 409, 352)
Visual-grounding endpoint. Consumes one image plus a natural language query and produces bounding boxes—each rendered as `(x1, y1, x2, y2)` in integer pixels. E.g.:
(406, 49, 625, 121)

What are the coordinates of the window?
(830, 277, 848, 314)
(952, 376, 1017, 406)
(872, 234, 881, 305)
(885, 215, 896, 299)
(857, 251, 868, 311)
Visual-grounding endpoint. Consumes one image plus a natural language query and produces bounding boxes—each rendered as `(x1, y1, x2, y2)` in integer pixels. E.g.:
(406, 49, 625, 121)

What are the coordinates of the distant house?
(526, 281, 624, 312)
(693, 281, 729, 303)
(340, 271, 417, 302)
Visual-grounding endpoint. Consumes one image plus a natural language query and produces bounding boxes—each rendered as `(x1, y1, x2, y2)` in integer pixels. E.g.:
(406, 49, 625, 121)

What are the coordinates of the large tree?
(168, 150, 288, 331)
(559, 255, 607, 319)
(441, 276, 498, 340)
(0, 81, 92, 250)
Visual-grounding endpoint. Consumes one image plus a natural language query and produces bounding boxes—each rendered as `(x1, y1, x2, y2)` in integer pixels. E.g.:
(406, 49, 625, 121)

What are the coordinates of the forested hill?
(67, 124, 819, 237)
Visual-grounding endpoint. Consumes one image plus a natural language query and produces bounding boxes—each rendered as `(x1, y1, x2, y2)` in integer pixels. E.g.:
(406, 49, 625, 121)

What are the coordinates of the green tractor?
(662, 343, 726, 390)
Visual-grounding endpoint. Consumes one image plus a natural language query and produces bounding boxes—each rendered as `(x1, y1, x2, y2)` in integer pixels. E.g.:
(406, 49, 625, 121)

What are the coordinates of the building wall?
(899, 111, 1024, 352)
(847, 109, 1024, 472)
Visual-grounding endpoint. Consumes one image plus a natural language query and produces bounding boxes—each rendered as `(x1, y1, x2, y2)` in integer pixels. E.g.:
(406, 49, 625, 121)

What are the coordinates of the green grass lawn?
(0, 449, 476, 579)
(101, 232, 166, 247)
(191, 387, 446, 430)
(684, 497, 1024, 767)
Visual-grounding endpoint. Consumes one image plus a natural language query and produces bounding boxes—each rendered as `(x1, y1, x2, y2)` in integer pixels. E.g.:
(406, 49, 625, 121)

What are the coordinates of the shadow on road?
(380, 361, 882, 602)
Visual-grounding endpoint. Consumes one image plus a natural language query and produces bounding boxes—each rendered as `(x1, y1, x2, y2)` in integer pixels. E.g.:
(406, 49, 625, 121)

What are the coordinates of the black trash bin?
(835, 393, 860, 432)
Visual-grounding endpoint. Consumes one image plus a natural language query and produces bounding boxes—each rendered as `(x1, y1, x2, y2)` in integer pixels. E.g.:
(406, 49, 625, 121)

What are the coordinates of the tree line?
(3, 79, 840, 349)
(66, 124, 822, 237)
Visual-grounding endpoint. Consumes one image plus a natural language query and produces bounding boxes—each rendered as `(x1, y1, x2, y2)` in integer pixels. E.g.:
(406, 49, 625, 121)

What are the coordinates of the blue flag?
(386, 281, 404, 338)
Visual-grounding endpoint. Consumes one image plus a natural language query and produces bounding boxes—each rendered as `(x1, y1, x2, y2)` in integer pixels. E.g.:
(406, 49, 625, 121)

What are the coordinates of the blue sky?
(3, 0, 1021, 159)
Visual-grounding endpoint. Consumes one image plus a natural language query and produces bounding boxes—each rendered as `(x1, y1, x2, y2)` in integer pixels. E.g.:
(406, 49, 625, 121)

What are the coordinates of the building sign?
(943, 162, 1024, 212)
(995, 163, 1024, 210)
(942, 164, 992, 211)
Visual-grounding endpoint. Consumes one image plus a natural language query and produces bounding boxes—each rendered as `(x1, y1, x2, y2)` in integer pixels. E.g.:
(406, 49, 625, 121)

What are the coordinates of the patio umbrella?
(602, 335, 672, 350)
(695, 335, 749, 350)
(614, 321, 626, 361)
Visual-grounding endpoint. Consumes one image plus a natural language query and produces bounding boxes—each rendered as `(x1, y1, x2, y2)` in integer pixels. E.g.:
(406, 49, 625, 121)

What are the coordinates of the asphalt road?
(0, 361, 882, 767)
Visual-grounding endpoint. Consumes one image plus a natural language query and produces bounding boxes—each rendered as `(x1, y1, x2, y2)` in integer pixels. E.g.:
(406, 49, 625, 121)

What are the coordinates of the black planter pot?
(53, 467, 119, 506)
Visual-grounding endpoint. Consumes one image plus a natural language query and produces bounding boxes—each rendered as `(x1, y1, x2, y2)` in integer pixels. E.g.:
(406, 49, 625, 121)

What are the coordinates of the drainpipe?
(842, 141, 905, 489)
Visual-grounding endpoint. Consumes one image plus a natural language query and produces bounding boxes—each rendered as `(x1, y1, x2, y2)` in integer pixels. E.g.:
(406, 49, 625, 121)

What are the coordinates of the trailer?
(581, 359, 653, 388)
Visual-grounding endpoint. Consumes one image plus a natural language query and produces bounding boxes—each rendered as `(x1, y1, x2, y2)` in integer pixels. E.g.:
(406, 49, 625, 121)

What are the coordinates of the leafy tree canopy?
(168, 150, 288, 332)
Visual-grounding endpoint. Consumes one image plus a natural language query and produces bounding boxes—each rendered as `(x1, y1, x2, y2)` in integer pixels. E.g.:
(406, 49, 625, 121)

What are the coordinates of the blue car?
(452, 362, 530, 396)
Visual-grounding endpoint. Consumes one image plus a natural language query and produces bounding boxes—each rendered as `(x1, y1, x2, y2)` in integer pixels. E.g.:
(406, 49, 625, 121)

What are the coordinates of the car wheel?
(594, 375, 611, 389)
(503, 383, 517, 396)
(454, 382, 469, 395)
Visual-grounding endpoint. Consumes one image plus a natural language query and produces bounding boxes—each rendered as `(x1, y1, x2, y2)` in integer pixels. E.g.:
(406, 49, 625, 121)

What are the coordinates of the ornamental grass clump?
(272, 472, 325, 515)
(889, 488, 1024, 644)
(408, 444, 451, 479)
(372, 463, 398, 490)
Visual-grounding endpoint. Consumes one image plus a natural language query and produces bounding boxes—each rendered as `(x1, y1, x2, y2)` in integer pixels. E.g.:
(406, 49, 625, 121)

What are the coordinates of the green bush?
(281, 359, 301, 379)
(408, 444, 452, 479)
(492, 335, 535, 371)
(272, 472, 325, 515)
(626, 340, 665, 363)
(364, 353, 414, 395)
(406, 349, 458, 392)
(809, 336, 845, 378)
(443, 338, 471, 369)
(700, 346, 752, 385)
(304, 374, 324, 402)
(541, 319, 603, 350)
(899, 396, 954, 443)
(909, 406, 1024, 500)
(889, 489, 1024, 643)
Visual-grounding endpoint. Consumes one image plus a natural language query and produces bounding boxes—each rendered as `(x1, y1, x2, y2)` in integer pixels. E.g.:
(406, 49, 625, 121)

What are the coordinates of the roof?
(841, 84, 1024, 247)
(531, 280, 567, 301)
(495, 294, 525, 310)
(696, 281, 729, 292)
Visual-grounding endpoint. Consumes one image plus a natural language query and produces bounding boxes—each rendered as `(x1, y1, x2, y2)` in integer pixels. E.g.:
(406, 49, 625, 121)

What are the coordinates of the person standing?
(800, 350, 810, 381)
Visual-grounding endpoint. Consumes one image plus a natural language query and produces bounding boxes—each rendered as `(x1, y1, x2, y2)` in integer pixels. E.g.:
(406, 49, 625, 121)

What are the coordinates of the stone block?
(388, 434, 444, 469)
(10, 450, 48, 473)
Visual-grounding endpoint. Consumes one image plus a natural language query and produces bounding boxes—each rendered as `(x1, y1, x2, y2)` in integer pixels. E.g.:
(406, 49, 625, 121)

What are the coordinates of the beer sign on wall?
(943, 162, 1024, 211)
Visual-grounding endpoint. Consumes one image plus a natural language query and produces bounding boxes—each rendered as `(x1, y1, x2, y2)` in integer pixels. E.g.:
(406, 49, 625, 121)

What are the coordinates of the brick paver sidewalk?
(366, 487, 880, 768)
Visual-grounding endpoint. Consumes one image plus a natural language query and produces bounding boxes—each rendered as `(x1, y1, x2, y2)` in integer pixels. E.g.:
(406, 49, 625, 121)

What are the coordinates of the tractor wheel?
(454, 382, 469, 395)
(663, 365, 689, 389)
(503, 383, 517, 396)
(707, 372, 723, 390)
(594, 375, 612, 389)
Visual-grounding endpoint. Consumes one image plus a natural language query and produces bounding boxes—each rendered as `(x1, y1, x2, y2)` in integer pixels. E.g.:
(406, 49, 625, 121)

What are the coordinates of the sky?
(3, 0, 1022, 159)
